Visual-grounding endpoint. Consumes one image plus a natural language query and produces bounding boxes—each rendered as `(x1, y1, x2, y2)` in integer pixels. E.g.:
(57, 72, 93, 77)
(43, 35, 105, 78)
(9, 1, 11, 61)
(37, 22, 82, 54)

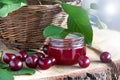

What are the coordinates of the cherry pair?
(26, 52, 56, 70)
(3, 51, 26, 71)
(78, 51, 111, 68)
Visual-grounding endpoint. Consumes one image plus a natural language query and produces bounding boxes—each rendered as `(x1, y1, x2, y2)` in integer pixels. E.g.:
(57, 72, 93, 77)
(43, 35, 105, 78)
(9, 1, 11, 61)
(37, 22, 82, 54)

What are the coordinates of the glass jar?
(48, 33, 86, 65)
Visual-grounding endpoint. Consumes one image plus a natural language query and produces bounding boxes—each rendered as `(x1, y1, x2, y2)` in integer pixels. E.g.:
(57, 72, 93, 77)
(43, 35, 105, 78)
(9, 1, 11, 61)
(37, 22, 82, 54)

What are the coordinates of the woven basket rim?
(22, 4, 60, 9)
(25, 4, 60, 7)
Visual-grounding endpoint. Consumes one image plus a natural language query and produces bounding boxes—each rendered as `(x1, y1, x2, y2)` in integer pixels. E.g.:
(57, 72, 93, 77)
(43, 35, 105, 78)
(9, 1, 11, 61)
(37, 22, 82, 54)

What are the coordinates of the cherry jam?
(48, 33, 86, 65)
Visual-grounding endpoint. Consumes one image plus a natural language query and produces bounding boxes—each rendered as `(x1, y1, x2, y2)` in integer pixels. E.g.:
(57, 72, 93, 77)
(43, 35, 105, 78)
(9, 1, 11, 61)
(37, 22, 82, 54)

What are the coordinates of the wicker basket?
(0, 4, 61, 50)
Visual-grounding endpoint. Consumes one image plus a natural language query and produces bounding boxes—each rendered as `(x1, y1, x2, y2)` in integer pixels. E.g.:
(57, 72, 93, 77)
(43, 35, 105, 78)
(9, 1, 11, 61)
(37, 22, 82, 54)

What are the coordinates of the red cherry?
(3, 53, 16, 64)
(47, 56, 56, 65)
(38, 58, 52, 70)
(9, 59, 23, 71)
(42, 45, 48, 54)
(16, 51, 28, 61)
(78, 56, 90, 68)
(33, 52, 45, 60)
(100, 52, 111, 63)
(25, 56, 38, 68)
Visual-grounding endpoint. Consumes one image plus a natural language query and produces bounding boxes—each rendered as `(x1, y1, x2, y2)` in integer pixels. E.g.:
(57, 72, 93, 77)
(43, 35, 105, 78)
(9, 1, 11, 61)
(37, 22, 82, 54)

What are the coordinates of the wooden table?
(13, 27, 120, 80)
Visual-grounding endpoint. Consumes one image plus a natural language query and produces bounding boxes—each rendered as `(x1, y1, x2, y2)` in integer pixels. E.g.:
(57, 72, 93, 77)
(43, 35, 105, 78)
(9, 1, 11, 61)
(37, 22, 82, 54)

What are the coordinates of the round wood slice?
(13, 27, 120, 80)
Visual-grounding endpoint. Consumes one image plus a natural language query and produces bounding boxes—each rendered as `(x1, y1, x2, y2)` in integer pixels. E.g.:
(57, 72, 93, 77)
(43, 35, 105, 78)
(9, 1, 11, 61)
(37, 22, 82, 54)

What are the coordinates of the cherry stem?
(87, 45, 103, 55)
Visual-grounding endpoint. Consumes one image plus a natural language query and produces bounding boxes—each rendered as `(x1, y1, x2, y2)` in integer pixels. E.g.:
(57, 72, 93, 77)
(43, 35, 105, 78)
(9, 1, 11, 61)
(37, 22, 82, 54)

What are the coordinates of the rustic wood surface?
(12, 27, 119, 80)
(0, 27, 120, 80)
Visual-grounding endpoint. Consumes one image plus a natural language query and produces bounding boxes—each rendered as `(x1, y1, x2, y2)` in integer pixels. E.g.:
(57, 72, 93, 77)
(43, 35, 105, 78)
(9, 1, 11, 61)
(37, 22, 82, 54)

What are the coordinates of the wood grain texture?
(13, 27, 120, 80)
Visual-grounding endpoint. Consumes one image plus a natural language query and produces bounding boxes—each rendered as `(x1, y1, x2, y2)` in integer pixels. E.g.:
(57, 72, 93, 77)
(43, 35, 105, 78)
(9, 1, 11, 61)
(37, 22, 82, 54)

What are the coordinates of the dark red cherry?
(78, 56, 90, 68)
(42, 45, 48, 54)
(100, 52, 111, 63)
(16, 51, 28, 61)
(9, 59, 23, 71)
(3, 53, 16, 64)
(38, 58, 52, 70)
(33, 52, 45, 60)
(47, 56, 56, 65)
(25, 56, 38, 68)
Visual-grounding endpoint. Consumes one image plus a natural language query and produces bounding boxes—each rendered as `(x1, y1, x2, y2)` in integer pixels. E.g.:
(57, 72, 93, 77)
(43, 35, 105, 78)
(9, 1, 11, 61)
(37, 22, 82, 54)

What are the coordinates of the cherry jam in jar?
(48, 33, 86, 65)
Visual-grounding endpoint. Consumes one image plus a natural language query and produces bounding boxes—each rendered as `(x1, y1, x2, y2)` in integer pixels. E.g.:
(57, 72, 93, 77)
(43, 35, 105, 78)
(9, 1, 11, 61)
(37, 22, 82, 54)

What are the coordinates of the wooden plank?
(13, 27, 120, 80)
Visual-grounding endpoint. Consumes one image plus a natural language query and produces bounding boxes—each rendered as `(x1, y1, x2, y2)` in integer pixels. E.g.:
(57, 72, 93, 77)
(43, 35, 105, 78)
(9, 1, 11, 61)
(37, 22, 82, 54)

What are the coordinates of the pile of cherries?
(2, 45, 56, 71)
(2, 45, 111, 71)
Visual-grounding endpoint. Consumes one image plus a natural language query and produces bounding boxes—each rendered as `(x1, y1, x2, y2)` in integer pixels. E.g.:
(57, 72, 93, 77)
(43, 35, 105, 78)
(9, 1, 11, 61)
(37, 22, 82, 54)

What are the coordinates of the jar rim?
(50, 32, 84, 42)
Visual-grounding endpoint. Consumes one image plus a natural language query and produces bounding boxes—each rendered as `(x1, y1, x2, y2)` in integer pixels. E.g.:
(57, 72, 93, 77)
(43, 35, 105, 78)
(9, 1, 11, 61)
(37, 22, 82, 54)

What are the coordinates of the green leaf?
(0, 0, 27, 17)
(25, 50, 37, 56)
(43, 25, 68, 39)
(62, 3, 93, 45)
(0, 62, 9, 69)
(90, 3, 99, 10)
(0, 3, 4, 8)
(0, 69, 14, 80)
(67, 16, 80, 32)
(7, 67, 35, 75)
